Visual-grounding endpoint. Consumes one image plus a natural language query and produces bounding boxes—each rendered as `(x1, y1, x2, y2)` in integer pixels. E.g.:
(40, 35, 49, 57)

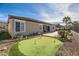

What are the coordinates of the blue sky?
(0, 3, 79, 24)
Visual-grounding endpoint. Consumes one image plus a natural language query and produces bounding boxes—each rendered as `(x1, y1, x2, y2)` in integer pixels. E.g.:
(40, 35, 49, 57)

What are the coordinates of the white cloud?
(38, 3, 79, 23)
(39, 11, 50, 19)
(68, 12, 79, 21)
(40, 15, 63, 23)
(0, 14, 8, 22)
(37, 4, 66, 23)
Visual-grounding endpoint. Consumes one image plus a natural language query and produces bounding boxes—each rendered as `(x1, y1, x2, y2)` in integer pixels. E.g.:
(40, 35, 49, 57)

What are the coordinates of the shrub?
(58, 29, 70, 40)
(58, 30, 65, 38)
(0, 31, 11, 40)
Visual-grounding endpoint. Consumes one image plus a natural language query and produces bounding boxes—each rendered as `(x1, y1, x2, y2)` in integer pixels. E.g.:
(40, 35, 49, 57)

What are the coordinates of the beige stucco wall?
(25, 21, 43, 35)
(8, 19, 43, 37)
(50, 25, 56, 32)
(8, 18, 56, 38)
(8, 19, 15, 37)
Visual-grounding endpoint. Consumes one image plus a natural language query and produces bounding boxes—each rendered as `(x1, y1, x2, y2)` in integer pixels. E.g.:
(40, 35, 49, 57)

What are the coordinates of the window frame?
(14, 19, 25, 33)
(20, 22, 25, 32)
(15, 21, 20, 32)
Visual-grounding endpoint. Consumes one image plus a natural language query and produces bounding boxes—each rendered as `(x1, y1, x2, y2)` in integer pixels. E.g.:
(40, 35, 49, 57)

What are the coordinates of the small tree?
(63, 16, 71, 28)
(58, 16, 73, 41)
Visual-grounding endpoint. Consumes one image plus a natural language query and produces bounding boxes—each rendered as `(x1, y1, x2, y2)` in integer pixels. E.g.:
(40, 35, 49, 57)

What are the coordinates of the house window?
(20, 22, 24, 32)
(16, 22, 20, 32)
(15, 21, 25, 32)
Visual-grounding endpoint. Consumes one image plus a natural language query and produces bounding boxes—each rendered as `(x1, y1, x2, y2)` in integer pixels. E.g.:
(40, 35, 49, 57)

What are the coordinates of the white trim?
(14, 19, 26, 33)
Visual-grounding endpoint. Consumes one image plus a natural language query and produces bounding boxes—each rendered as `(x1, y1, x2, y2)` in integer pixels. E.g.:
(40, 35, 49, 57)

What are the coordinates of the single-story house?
(8, 15, 56, 38)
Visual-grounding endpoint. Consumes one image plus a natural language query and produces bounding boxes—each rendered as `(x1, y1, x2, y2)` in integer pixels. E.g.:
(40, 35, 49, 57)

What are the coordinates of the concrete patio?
(43, 31, 59, 37)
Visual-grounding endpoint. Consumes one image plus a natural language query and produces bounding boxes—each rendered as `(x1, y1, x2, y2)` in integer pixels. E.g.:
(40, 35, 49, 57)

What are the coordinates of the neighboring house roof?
(8, 15, 54, 25)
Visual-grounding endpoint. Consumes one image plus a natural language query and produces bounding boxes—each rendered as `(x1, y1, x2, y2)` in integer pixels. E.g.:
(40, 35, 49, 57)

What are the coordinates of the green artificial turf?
(9, 36, 62, 56)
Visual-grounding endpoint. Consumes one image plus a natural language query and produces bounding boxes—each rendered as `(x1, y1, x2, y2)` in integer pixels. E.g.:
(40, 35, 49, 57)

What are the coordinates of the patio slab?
(43, 31, 59, 37)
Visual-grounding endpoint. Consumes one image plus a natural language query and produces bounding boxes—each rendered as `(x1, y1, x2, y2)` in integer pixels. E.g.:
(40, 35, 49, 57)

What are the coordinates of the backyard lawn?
(9, 36, 63, 56)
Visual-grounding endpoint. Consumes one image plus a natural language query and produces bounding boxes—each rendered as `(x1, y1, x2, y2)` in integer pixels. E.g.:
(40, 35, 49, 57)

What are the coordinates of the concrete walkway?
(43, 31, 59, 37)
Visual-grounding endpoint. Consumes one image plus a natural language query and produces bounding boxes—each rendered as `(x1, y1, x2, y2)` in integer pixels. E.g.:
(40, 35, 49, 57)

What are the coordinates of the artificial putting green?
(9, 36, 62, 56)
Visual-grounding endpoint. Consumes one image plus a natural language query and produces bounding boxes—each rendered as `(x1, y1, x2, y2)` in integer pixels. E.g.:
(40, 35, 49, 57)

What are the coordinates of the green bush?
(58, 30, 70, 39)
(0, 31, 11, 40)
